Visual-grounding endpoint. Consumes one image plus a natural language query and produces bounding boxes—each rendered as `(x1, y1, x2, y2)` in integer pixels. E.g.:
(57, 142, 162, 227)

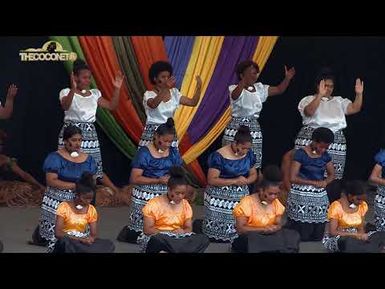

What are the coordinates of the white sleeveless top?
(298, 95, 352, 132)
(143, 88, 182, 125)
(59, 88, 102, 123)
(229, 82, 269, 118)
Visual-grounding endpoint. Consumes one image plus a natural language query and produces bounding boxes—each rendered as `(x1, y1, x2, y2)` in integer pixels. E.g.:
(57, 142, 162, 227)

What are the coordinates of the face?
(168, 184, 187, 204)
(311, 141, 330, 155)
(260, 185, 280, 204)
(154, 71, 171, 87)
(154, 133, 173, 151)
(77, 192, 94, 206)
(75, 69, 92, 89)
(317, 78, 334, 97)
(64, 133, 82, 153)
(348, 194, 366, 206)
(240, 66, 259, 86)
(233, 141, 252, 157)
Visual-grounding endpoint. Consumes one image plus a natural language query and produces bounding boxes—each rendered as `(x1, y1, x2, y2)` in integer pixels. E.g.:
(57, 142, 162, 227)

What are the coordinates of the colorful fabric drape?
(52, 36, 279, 187)
(181, 37, 279, 164)
(130, 37, 168, 90)
(51, 36, 137, 159)
(78, 36, 144, 144)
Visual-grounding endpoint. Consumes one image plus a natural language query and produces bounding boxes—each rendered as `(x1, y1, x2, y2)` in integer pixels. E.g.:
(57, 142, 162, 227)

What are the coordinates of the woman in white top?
(58, 59, 124, 199)
(295, 68, 364, 179)
(140, 61, 202, 148)
(223, 60, 295, 169)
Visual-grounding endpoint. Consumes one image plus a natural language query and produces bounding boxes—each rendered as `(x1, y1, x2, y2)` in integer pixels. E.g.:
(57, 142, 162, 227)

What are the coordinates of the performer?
(223, 60, 295, 169)
(53, 172, 115, 253)
(139, 166, 209, 253)
(203, 125, 257, 242)
(39, 125, 97, 252)
(58, 59, 124, 199)
(140, 60, 202, 148)
(323, 180, 385, 253)
(120, 118, 183, 243)
(295, 68, 363, 179)
(286, 127, 335, 241)
(232, 165, 300, 253)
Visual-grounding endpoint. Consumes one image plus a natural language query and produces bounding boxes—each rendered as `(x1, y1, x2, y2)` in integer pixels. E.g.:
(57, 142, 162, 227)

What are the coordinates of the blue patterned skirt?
(127, 184, 169, 234)
(287, 183, 329, 224)
(39, 186, 76, 252)
(202, 185, 249, 241)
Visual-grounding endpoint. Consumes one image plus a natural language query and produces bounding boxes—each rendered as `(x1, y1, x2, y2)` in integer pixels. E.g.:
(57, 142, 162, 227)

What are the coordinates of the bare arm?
(60, 73, 77, 111)
(89, 221, 97, 240)
(267, 65, 295, 96)
(143, 215, 161, 235)
(129, 168, 163, 185)
(0, 84, 17, 119)
(281, 149, 294, 192)
(97, 72, 124, 111)
(11, 163, 45, 189)
(182, 219, 193, 233)
(180, 76, 202, 106)
(369, 164, 385, 186)
(246, 167, 258, 185)
(303, 79, 327, 117)
(290, 160, 318, 186)
(324, 161, 336, 185)
(46, 172, 76, 190)
(329, 218, 361, 238)
(346, 79, 364, 115)
(207, 168, 238, 186)
(230, 80, 246, 100)
(235, 216, 269, 234)
(147, 88, 168, 109)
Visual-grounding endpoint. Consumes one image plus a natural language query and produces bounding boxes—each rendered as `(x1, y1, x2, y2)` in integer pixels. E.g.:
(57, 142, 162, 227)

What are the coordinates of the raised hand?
(166, 76, 177, 89)
(6, 84, 18, 99)
(355, 78, 364, 95)
(318, 79, 327, 97)
(284, 65, 296, 80)
(113, 71, 125, 89)
(70, 72, 77, 90)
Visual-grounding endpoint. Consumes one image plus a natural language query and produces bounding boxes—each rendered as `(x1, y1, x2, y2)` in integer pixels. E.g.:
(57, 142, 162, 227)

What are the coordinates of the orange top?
(142, 196, 193, 231)
(328, 200, 368, 229)
(233, 195, 285, 228)
(56, 202, 98, 234)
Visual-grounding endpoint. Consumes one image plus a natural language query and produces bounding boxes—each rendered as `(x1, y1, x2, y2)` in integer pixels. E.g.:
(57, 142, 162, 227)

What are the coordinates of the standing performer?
(223, 60, 295, 169)
(59, 59, 124, 198)
(295, 68, 363, 179)
(140, 60, 202, 148)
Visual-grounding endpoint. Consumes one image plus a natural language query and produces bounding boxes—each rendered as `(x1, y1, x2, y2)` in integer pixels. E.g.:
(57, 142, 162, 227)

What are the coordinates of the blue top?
(43, 152, 97, 183)
(375, 149, 385, 178)
(208, 149, 256, 178)
(131, 146, 183, 178)
(293, 148, 332, 181)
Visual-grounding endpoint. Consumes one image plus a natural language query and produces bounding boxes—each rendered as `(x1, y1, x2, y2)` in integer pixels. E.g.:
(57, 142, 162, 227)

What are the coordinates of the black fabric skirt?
(52, 236, 115, 253)
(144, 232, 210, 253)
(231, 229, 300, 253)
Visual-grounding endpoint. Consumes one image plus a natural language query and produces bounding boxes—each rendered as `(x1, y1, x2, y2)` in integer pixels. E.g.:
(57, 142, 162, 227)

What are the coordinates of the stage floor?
(0, 190, 376, 253)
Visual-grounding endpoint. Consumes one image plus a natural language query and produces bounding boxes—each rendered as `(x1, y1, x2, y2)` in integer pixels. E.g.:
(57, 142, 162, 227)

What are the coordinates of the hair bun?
(169, 166, 185, 178)
(238, 125, 250, 134)
(166, 118, 175, 128)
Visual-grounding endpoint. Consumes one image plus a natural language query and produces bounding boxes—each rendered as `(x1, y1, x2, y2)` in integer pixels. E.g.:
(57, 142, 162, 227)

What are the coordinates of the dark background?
(1, 36, 384, 186)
